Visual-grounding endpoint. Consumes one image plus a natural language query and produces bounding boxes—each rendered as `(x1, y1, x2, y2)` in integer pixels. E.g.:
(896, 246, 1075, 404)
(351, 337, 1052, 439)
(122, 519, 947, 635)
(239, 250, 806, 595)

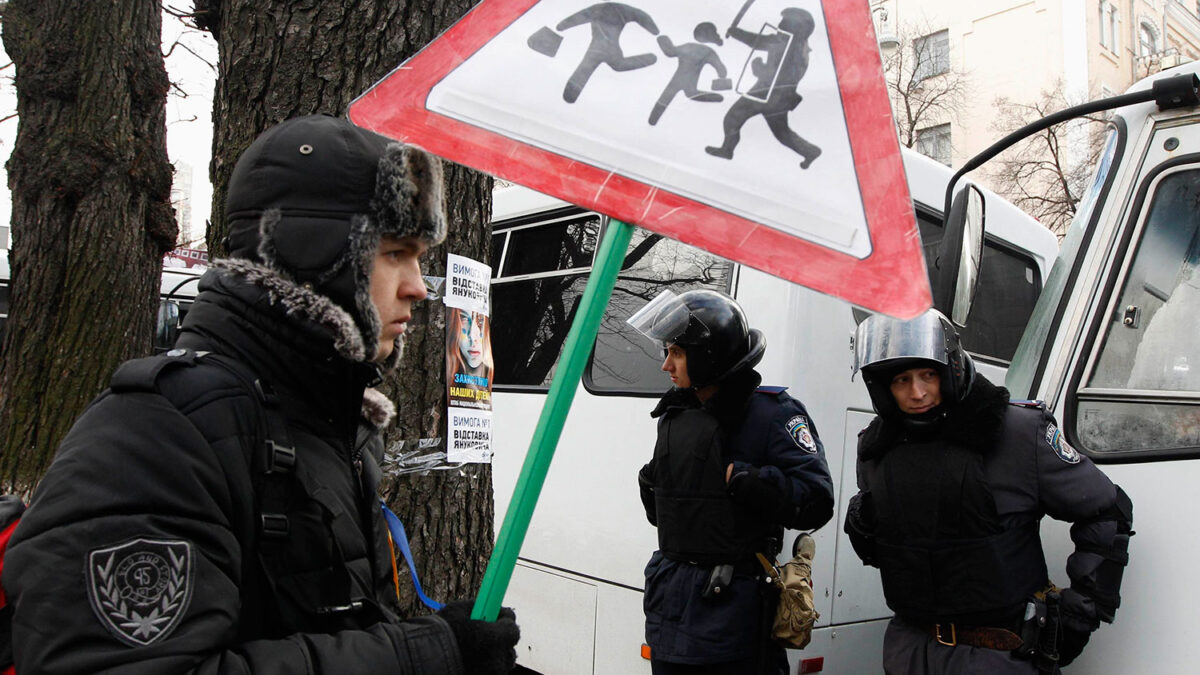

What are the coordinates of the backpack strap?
(111, 349, 296, 539)
(194, 354, 297, 540)
(195, 354, 379, 623)
(109, 348, 199, 393)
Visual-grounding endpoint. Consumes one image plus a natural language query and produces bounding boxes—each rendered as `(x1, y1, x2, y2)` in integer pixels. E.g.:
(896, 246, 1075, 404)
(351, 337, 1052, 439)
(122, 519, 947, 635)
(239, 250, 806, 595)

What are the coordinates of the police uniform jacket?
(845, 374, 1131, 631)
(638, 368, 834, 664)
(3, 268, 464, 674)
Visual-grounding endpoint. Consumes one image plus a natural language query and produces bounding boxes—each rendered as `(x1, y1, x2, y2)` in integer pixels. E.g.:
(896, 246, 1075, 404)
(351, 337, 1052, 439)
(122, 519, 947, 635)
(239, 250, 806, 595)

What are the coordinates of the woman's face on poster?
(457, 310, 485, 369)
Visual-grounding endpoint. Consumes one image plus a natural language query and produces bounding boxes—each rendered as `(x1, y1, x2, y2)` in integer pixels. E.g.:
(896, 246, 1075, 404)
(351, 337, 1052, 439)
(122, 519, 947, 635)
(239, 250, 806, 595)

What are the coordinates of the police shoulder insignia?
(86, 538, 194, 646)
(1044, 423, 1080, 464)
(785, 415, 817, 454)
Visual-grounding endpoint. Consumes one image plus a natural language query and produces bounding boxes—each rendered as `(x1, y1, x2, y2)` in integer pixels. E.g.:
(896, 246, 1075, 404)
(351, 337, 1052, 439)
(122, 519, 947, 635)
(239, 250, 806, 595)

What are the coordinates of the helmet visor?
(627, 290, 709, 346)
(853, 310, 952, 375)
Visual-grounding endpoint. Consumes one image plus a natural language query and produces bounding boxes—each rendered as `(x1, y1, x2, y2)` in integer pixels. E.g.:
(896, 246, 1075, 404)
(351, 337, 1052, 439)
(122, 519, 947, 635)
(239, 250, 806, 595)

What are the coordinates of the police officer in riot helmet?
(629, 289, 834, 674)
(845, 309, 1133, 674)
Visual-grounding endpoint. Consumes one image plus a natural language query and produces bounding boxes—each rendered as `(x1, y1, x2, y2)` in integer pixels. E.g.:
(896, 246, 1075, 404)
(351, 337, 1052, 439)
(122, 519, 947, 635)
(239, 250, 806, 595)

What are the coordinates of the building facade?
(872, 0, 1200, 170)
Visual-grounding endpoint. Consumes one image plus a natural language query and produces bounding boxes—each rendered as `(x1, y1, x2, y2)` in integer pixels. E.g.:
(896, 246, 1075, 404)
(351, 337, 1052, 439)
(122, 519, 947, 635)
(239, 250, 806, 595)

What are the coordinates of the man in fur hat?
(3, 115, 518, 674)
(845, 309, 1132, 674)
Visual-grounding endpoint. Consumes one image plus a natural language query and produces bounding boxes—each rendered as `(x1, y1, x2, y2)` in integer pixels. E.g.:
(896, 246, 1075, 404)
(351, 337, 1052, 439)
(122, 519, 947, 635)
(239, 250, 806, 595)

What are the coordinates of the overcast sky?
(0, 11, 218, 249)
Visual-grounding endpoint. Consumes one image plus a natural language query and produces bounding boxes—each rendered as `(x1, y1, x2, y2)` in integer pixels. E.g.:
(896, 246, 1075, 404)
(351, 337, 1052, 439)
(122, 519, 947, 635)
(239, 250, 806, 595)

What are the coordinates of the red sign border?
(349, 0, 930, 317)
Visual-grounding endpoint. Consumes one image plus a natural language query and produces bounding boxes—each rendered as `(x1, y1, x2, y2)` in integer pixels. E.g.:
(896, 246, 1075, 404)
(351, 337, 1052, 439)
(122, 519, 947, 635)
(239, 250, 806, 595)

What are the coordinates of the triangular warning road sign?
(350, 0, 930, 318)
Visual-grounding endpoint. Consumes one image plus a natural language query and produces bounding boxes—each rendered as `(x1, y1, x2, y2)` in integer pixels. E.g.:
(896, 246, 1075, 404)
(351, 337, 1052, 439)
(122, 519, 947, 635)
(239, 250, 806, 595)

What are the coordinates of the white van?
(0, 248, 204, 352)
(962, 63, 1200, 673)
(488, 148, 1059, 674)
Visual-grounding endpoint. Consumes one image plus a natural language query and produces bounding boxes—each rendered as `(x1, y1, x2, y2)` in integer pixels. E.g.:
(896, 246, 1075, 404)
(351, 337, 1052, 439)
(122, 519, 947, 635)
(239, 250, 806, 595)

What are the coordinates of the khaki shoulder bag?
(757, 533, 819, 649)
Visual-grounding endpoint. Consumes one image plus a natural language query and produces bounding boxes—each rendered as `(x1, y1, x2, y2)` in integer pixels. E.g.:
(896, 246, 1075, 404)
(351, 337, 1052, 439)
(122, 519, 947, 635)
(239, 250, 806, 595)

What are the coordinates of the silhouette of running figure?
(649, 22, 728, 126)
(557, 2, 660, 104)
(705, 8, 822, 169)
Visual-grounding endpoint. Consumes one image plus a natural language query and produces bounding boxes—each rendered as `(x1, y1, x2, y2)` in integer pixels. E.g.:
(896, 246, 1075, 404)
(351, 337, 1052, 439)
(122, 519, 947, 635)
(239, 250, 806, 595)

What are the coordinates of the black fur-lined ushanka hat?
(221, 114, 446, 364)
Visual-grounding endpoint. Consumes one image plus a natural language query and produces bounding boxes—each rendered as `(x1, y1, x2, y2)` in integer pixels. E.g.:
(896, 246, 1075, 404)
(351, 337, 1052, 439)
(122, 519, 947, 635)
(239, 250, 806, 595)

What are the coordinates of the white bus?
(488, 148, 1059, 674)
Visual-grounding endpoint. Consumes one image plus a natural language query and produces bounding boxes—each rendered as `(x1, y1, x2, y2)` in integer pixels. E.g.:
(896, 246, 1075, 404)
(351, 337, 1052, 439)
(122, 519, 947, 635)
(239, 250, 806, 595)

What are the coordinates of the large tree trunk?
(197, 0, 493, 616)
(0, 0, 175, 493)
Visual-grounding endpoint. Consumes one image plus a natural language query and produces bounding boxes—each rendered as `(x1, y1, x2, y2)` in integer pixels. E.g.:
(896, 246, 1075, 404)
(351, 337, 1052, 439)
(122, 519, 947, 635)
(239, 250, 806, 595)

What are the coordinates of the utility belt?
(689, 538, 779, 600)
(909, 585, 1064, 673)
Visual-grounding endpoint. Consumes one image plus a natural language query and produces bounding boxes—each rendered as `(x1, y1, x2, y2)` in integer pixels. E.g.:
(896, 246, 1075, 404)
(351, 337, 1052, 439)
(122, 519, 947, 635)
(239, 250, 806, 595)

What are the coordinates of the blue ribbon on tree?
(380, 500, 444, 611)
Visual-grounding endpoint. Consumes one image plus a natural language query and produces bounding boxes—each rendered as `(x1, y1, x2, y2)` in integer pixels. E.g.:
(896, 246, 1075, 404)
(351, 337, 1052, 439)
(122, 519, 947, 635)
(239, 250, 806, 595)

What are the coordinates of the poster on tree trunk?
(445, 253, 494, 463)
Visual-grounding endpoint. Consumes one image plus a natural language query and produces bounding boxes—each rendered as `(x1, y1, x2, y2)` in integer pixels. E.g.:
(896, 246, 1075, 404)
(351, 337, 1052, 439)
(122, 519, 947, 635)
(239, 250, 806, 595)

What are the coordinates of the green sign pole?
(473, 218, 634, 621)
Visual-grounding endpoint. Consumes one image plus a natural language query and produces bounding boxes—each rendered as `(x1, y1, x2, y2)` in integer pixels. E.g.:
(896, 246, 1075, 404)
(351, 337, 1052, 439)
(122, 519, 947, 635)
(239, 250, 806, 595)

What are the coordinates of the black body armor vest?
(862, 436, 1048, 625)
(652, 408, 758, 564)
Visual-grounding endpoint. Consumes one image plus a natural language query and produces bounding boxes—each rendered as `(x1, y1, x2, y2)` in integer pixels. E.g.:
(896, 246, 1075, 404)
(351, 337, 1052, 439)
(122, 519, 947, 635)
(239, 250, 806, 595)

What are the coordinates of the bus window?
(1076, 167, 1200, 457)
(587, 230, 733, 394)
(490, 211, 601, 388)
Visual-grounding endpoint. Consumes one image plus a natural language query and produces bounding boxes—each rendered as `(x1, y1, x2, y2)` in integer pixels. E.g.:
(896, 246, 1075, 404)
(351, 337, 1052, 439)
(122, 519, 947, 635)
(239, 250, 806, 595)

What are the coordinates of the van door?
(1031, 116, 1200, 672)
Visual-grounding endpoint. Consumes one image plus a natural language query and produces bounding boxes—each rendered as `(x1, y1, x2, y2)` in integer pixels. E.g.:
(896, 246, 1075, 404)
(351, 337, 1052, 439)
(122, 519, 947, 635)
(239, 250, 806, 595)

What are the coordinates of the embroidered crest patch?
(1045, 423, 1080, 464)
(86, 538, 194, 646)
(785, 415, 817, 454)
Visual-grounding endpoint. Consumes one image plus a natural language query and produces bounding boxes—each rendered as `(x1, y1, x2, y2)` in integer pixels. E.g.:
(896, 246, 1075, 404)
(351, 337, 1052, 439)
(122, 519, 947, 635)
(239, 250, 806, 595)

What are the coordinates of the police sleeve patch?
(785, 415, 818, 454)
(86, 538, 194, 646)
(1044, 423, 1080, 464)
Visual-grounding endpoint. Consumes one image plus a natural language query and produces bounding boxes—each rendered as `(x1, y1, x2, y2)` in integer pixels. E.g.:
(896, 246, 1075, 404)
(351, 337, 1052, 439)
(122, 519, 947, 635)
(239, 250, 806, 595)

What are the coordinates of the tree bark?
(200, 0, 493, 617)
(0, 0, 175, 493)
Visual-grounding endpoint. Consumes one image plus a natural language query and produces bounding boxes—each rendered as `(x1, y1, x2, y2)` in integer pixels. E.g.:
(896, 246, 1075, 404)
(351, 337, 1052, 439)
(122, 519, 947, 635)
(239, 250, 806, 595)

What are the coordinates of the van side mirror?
(934, 184, 985, 325)
(154, 300, 181, 353)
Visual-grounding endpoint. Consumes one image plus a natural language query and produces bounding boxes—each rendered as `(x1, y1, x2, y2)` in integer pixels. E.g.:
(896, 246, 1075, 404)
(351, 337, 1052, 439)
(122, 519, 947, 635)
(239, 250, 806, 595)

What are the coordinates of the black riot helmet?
(627, 290, 765, 388)
(852, 309, 975, 421)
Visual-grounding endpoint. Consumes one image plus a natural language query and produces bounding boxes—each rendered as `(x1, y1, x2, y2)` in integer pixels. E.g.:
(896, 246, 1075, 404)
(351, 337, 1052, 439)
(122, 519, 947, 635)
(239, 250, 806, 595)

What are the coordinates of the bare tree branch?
(987, 83, 1109, 237)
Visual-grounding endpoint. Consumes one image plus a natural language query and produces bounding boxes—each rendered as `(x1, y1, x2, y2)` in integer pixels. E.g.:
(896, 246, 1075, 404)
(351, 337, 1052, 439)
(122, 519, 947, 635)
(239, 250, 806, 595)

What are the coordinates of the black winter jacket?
(3, 267, 464, 674)
(845, 375, 1132, 632)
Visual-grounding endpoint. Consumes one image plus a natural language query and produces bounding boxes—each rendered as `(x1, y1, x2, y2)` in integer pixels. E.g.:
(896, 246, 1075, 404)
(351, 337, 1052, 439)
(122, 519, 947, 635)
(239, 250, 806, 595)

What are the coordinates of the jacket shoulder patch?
(785, 415, 817, 454)
(1044, 422, 1080, 464)
(86, 538, 194, 646)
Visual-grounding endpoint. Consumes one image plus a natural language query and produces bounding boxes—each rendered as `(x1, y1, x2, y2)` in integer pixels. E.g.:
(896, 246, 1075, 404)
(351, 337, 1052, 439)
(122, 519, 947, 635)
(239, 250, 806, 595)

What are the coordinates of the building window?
(1100, 2, 1108, 49)
(1110, 7, 1121, 53)
(915, 123, 952, 166)
(1100, 3, 1121, 53)
(1139, 20, 1159, 58)
(913, 30, 950, 81)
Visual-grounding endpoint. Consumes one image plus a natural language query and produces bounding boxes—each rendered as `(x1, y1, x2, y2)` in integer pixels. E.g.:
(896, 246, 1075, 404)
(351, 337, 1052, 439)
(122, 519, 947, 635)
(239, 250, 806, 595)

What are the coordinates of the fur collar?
(859, 374, 1010, 461)
(361, 387, 396, 429)
(214, 257, 371, 363)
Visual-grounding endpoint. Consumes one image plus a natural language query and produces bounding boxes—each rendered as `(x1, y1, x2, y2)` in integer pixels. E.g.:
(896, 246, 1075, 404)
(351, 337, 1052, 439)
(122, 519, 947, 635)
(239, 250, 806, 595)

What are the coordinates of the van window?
(1075, 167, 1200, 456)
(491, 210, 602, 387)
(587, 230, 734, 393)
(915, 211, 1043, 363)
